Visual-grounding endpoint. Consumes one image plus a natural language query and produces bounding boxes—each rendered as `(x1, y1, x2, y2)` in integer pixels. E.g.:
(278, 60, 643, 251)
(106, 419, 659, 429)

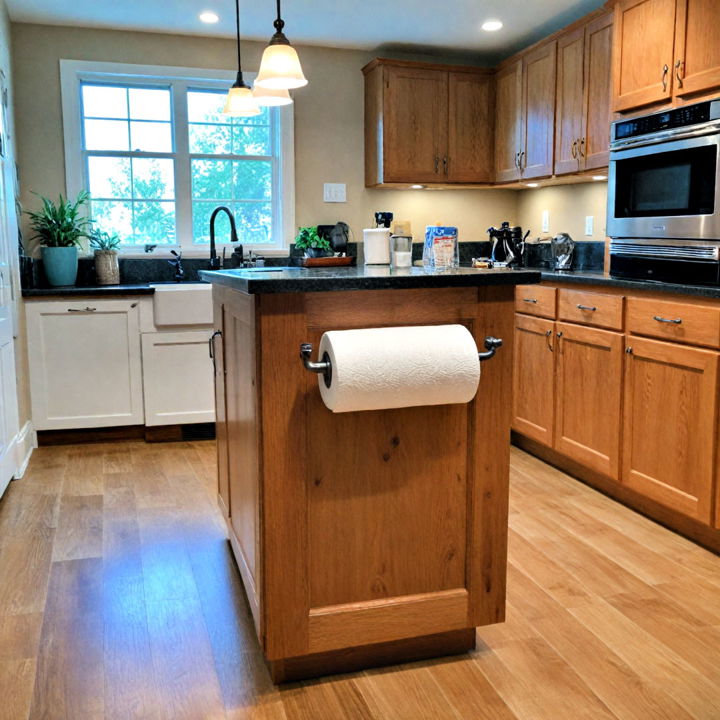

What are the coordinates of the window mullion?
(172, 80, 193, 253)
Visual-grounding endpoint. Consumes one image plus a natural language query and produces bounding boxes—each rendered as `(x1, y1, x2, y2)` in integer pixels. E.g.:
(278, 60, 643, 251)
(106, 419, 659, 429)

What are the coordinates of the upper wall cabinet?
(495, 42, 557, 182)
(613, 0, 720, 113)
(363, 59, 494, 186)
(555, 13, 613, 175)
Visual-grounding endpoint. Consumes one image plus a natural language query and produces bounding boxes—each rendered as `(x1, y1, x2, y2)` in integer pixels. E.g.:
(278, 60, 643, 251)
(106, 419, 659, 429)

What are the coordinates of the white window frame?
(60, 59, 295, 257)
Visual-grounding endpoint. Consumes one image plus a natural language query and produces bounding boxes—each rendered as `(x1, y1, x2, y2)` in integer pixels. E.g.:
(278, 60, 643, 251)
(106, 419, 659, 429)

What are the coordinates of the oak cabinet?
(555, 14, 613, 175)
(363, 59, 494, 186)
(512, 313, 556, 446)
(494, 60, 523, 182)
(613, 0, 720, 112)
(622, 336, 718, 523)
(554, 323, 623, 479)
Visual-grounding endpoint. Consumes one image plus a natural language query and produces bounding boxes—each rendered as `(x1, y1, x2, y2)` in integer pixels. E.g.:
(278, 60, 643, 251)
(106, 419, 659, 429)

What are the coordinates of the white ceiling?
(7, 0, 605, 62)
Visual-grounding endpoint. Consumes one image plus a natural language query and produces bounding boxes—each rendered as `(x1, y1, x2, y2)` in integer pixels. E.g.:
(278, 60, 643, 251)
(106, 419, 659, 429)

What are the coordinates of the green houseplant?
(89, 229, 121, 285)
(294, 226, 332, 258)
(25, 191, 91, 287)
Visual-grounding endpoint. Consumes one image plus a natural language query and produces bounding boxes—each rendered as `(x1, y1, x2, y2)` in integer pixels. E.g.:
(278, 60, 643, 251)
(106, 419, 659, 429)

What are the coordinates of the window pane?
(234, 160, 271, 200)
(91, 200, 132, 242)
(235, 201, 272, 244)
(192, 201, 225, 244)
(233, 105, 270, 125)
(82, 85, 128, 119)
(133, 201, 175, 244)
(187, 90, 228, 124)
(191, 159, 232, 200)
(130, 121, 172, 152)
(84, 119, 129, 151)
(188, 123, 231, 155)
(129, 87, 171, 121)
(132, 158, 175, 200)
(232, 124, 270, 155)
(87, 156, 131, 198)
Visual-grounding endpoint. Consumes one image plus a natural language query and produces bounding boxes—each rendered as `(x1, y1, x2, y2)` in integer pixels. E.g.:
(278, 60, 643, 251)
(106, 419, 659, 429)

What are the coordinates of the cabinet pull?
(675, 59, 684, 88)
(662, 64, 669, 92)
(571, 140, 578, 159)
(514, 152, 520, 169)
(434, 156, 440, 174)
(576, 303, 597, 312)
(545, 329, 553, 352)
(522, 298, 538, 304)
(579, 138, 586, 158)
(626, 346, 633, 354)
(208, 329, 222, 359)
(443, 156, 448, 175)
(653, 315, 682, 324)
(67, 307, 96, 312)
(519, 151, 525, 170)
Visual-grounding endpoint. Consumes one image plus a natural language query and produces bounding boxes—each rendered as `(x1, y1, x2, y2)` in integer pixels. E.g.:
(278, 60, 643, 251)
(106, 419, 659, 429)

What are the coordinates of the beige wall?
(516, 181, 608, 243)
(11, 22, 518, 249)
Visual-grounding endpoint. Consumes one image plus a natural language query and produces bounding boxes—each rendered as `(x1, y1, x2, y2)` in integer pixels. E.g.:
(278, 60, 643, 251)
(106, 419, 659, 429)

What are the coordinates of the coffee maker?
(487, 222, 528, 266)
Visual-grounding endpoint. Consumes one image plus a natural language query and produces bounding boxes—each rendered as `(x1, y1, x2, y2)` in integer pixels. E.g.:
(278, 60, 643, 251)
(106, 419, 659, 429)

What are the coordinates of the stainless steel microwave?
(607, 99, 720, 241)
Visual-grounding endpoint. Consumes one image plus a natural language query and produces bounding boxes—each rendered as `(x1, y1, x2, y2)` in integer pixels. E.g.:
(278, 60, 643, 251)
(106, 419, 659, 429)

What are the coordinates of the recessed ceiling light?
(199, 11, 219, 23)
(481, 20, 503, 32)
(410, 184, 425, 189)
(525, 182, 539, 188)
(592, 175, 607, 181)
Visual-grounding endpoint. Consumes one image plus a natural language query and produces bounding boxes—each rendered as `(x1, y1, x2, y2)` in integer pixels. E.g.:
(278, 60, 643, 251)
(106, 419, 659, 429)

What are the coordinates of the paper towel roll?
(318, 325, 480, 413)
(363, 228, 392, 264)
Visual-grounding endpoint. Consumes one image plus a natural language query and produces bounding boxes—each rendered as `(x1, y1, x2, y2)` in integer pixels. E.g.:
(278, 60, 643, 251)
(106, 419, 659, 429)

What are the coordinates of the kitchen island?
(199, 265, 540, 682)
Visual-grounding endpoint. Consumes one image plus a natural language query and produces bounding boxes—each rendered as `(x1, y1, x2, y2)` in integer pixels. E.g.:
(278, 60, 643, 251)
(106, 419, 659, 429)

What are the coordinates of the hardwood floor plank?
(279, 675, 376, 720)
(0, 612, 43, 660)
(52, 494, 103, 561)
(30, 558, 105, 720)
(62, 448, 105, 496)
(0, 530, 55, 615)
(0, 658, 37, 720)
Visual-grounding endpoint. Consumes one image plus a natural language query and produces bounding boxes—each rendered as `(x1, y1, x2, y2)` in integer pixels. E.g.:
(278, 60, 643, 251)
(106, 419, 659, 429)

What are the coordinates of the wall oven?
(608, 99, 720, 285)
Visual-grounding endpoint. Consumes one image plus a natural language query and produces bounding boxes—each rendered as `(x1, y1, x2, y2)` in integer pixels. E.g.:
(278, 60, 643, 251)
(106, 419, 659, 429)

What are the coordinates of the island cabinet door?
(512, 314, 556, 446)
(258, 287, 514, 662)
(622, 336, 718, 523)
(554, 323, 623, 479)
(211, 286, 229, 519)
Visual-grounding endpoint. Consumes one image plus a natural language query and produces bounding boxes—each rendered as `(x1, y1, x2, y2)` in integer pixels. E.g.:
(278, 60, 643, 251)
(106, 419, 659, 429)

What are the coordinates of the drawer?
(515, 285, 556, 318)
(626, 297, 720, 348)
(558, 289, 624, 330)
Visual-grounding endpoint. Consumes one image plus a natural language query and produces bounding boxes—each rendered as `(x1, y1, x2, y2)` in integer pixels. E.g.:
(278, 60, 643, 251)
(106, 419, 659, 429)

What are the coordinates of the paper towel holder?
(299, 336, 502, 386)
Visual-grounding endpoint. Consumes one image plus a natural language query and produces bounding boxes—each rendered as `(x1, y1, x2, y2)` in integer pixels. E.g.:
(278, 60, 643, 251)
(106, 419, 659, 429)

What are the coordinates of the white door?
(26, 300, 144, 430)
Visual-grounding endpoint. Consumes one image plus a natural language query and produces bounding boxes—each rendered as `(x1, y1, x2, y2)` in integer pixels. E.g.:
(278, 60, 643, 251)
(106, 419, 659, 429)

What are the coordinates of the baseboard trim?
(13, 421, 37, 479)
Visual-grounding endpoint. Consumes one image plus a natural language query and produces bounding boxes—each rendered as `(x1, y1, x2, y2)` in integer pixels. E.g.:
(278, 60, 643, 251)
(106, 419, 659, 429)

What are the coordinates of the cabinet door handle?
(662, 64, 669, 92)
(67, 307, 96, 312)
(443, 156, 448, 175)
(522, 298, 538, 304)
(626, 346, 633, 354)
(571, 140, 578, 159)
(209, 329, 222, 359)
(579, 138, 586, 157)
(545, 329, 553, 352)
(675, 59, 684, 88)
(576, 304, 597, 312)
(434, 156, 440, 174)
(514, 152, 520, 169)
(519, 151, 525, 170)
(653, 315, 682, 324)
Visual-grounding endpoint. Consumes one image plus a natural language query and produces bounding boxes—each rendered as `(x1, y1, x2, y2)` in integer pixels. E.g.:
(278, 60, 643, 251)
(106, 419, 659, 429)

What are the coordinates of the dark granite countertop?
(22, 283, 159, 298)
(534, 268, 720, 299)
(198, 266, 542, 294)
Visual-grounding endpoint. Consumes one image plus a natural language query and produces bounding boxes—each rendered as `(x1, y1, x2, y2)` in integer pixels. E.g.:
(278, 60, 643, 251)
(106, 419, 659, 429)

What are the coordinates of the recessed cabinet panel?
(494, 60, 523, 183)
(674, 0, 720, 98)
(555, 28, 585, 176)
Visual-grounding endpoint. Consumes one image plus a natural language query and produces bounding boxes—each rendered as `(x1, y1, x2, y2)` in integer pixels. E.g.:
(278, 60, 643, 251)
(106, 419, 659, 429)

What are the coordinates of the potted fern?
(89, 229, 121, 285)
(26, 191, 91, 287)
(294, 226, 332, 258)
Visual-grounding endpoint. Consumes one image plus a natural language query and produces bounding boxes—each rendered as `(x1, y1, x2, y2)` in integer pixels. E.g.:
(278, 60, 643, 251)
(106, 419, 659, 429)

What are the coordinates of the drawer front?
(558, 289, 624, 330)
(627, 297, 720, 348)
(515, 285, 556, 318)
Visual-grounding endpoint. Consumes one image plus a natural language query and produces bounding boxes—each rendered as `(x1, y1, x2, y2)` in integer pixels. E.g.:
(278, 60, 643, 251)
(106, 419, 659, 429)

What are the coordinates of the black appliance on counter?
(487, 222, 528, 266)
(608, 97, 720, 286)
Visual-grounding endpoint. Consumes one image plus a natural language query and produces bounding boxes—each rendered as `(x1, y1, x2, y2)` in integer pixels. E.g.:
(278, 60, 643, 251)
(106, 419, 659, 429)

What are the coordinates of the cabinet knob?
(625, 346, 633, 354)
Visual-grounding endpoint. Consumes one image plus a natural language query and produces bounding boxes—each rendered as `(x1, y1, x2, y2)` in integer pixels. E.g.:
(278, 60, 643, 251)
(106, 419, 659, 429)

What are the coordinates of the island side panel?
(468, 285, 514, 627)
(213, 285, 230, 519)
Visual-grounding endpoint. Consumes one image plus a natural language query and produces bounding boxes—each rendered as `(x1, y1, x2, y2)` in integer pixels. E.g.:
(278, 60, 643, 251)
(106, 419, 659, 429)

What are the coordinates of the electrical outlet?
(541, 210, 549, 233)
(323, 183, 346, 203)
(585, 215, 594, 236)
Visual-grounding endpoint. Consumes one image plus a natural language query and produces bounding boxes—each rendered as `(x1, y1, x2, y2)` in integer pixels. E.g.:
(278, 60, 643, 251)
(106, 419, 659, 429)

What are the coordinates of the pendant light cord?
(273, 0, 285, 33)
(235, 0, 243, 75)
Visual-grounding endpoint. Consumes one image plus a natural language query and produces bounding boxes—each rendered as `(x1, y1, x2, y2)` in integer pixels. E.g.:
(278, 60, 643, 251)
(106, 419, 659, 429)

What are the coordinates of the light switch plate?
(323, 183, 346, 203)
(585, 215, 594, 236)
(541, 210, 549, 233)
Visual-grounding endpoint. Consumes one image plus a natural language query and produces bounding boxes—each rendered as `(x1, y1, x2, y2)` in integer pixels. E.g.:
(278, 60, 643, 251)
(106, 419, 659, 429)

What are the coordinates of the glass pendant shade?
(224, 83, 261, 116)
(255, 43, 308, 89)
(252, 84, 293, 106)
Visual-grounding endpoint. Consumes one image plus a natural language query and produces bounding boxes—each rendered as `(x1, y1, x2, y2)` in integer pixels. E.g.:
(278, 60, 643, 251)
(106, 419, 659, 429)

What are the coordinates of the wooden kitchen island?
(200, 265, 539, 682)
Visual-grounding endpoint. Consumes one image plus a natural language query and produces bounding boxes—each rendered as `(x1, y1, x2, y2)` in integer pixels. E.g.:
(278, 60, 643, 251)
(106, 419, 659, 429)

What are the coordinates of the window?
(61, 60, 294, 255)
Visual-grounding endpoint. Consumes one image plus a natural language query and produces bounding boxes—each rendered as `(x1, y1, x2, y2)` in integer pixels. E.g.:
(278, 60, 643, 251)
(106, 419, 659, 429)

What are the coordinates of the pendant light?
(255, 0, 308, 90)
(252, 85, 293, 106)
(223, 0, 260, 116)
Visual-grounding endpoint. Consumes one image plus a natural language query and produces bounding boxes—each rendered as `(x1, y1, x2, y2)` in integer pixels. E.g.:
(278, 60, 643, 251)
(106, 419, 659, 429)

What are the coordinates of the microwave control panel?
(613, 99, 720, 141)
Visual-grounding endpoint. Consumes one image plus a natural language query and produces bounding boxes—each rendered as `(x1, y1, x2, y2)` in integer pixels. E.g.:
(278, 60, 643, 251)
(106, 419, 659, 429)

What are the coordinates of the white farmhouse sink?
(150, 283, 213, 326)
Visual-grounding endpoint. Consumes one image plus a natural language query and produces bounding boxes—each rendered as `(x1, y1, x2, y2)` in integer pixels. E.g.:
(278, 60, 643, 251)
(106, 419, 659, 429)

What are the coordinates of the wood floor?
(1, 441, 719, 720)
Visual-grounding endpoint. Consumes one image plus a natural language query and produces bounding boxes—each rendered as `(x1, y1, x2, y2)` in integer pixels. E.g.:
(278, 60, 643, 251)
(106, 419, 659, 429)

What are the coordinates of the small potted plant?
(89, 229, 121, 285)
(25, 191, 91, 287)
(294, 226, 332, 258)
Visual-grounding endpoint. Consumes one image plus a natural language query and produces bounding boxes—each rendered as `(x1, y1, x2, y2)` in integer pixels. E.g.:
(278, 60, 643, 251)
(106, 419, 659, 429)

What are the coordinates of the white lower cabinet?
(141, 331, 215, 426)
(26, 299, 144, 430)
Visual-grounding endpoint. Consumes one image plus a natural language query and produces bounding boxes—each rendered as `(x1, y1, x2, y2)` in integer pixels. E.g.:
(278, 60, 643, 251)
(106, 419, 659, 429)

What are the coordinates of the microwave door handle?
(611, 121, 720, 151)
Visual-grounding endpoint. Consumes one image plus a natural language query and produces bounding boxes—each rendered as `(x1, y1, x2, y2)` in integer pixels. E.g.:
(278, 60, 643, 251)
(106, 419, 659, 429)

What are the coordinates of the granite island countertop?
(198, 265, 542, 294)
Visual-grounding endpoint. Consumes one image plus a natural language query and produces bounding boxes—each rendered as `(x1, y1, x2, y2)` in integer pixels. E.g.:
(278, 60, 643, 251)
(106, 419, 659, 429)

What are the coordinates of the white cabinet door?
(141, 331, 215, 426)
(26, 299, 144, 430)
